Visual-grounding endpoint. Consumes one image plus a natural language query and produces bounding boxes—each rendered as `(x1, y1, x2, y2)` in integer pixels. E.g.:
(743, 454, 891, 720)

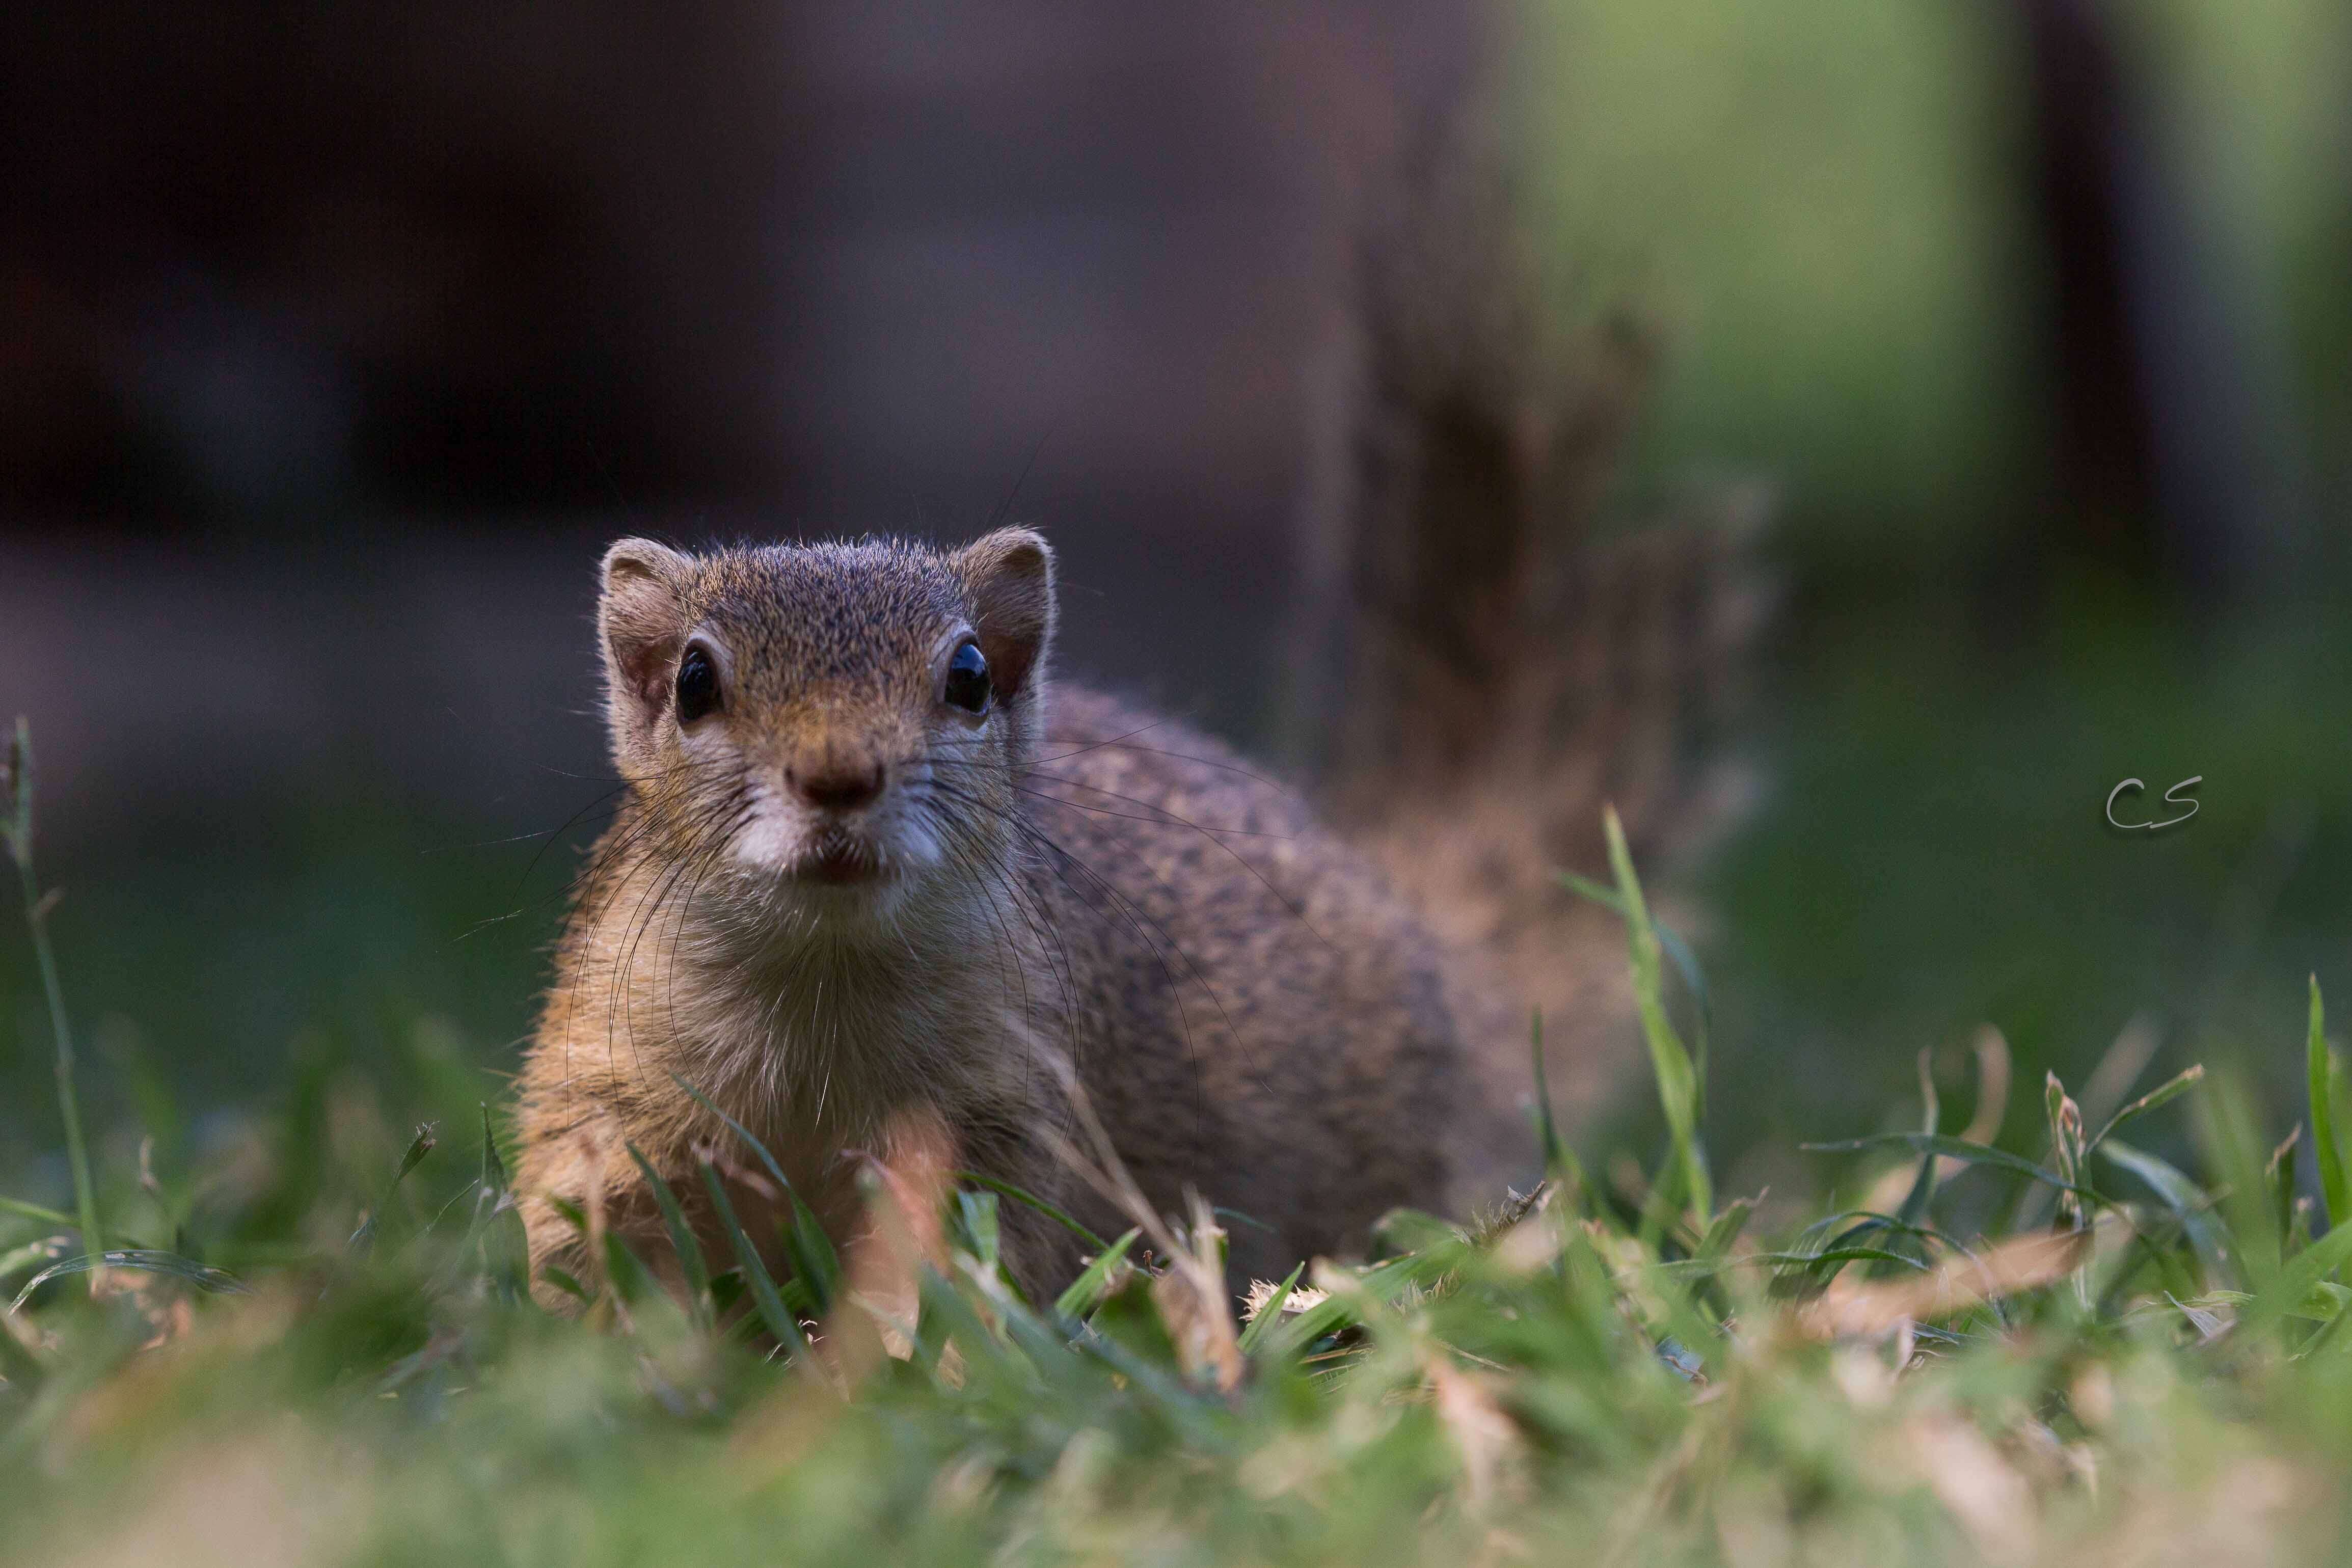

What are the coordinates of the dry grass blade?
(1796, 1227, 2094, 1340)
(1149, 1190, 1242, 1393)
(1038, 1054, 1241, 1392)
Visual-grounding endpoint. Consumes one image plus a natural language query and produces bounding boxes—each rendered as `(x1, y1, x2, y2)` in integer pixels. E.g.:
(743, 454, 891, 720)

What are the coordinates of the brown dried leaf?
(1796, 1228, 2091, 1340)
(831, 1106, 955, 1376)
(1150, 1191, 1241, 1393)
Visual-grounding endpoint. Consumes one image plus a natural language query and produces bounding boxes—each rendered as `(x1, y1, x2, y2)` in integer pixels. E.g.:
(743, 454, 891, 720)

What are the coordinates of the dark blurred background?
(3, 1, 2348, 1203)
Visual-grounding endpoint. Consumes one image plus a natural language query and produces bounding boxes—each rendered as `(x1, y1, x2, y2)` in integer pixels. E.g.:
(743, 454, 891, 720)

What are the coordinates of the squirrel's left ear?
(953, 528, 1056, 703)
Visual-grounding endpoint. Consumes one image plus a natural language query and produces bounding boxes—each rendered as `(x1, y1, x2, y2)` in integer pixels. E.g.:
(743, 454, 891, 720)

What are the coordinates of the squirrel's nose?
(792, 760, 886, 813)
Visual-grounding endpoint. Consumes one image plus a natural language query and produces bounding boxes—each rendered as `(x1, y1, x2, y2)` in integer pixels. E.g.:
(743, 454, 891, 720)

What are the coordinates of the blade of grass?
(4, 719, 105, 1296)
(1638, 1144, 1689, 1254)
(2088, 1064, 2208, 1155)
(348, 1123, 438, 1255)
(954, 1171, 1109, 1254)
(914, 1267, 1035, 1391)
(696, 1157, 807, 1358)
(1556, 869, 1712, 1046)
(2199, 1068, 2284, 1292)
(1802, 1133, 2096, 1198)
(627, 1143, 712, 1329)
(2240, 1211, 2352, 1347)
(0, 1242, 62, 1284)
(464, 1103, 524, 1297)
(2268, 1128, 2307, 1253)
(1688, 1246, 1955, 1291)
(1237, 1261, 1304, 1356)
(1602, 806, 1710, 1227)
(2099, 1137, 2229, 1285)
(1527, 1010, 1593, 1207)
(2046, 1072, 2087, 1227)
(1528, 1007, 1563, 1172)
(785, 1193, 841, 1316)
(1250, 1288, 1363, 1367)
(1055, 1227, 1142, 1320)
(11, 1249, 249, 1312)
(539, 1266, 589, 1303)
(1793, 1208, 1918, 1244)
(953, 1189, 1001, 1268)
(1752, 1246, 1932, 1274)
(1694, 1197, 1755, 1268)
(600, 1230, 667, 1310)
(479, 1101, 508, 1195)
(1785, 1210, 1961, 1268)
(2310, 978, 2349, 1231)
(1894, 1048, 1942, 1227)
(0, 1194, 78, 1232)
(671, 1073, 797, 1198)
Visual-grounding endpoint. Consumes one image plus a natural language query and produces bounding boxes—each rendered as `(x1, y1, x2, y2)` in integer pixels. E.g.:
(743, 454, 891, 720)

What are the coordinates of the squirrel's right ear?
(598, 538, 695, 764)
(952, 527, 1056, 704)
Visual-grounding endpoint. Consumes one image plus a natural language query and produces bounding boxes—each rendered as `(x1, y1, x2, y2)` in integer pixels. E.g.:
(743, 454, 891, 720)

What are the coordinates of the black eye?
(944, 639, 990, 715)
(675, 645, 720, 723)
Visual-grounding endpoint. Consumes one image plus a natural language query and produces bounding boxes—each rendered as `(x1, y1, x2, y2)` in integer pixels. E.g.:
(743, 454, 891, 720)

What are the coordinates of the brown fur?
(513, 530, 1479, 1307)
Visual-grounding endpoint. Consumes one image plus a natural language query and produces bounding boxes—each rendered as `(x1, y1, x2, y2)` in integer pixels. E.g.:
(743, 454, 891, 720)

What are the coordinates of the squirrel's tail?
(1286, 118, 1772, 1170)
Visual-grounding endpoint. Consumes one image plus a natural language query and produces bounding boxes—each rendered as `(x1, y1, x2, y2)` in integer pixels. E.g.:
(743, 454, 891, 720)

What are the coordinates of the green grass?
(11, 759, 2352, 1564)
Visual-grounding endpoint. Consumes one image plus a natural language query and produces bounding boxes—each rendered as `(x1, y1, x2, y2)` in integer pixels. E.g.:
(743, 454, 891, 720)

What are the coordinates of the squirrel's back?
(1002, 683, 1465, 1284)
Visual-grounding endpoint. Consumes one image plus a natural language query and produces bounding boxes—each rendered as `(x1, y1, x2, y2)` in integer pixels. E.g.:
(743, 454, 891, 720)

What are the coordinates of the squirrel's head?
(594, 528, 1055, 923)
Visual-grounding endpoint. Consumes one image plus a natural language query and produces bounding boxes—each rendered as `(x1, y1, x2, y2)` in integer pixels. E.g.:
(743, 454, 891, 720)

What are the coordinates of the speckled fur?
(515, 530, 1467, 1305)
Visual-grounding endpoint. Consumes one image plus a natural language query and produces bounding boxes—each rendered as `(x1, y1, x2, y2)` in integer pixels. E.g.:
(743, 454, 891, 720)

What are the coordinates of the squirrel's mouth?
(792, 834, 887, 887)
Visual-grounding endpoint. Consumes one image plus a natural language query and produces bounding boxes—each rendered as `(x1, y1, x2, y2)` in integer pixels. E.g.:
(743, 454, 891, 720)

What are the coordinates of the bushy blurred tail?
(1287, 120, 1772, 1159)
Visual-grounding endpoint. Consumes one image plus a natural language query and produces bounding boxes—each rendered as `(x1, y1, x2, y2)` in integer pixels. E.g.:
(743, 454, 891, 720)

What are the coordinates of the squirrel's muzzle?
(790, 757, 886, 814)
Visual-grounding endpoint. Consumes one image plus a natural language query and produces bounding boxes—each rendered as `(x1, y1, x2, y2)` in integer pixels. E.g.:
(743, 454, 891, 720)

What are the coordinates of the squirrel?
(513, 528, 1483, 1306)
(514, 116, 1766, 1312)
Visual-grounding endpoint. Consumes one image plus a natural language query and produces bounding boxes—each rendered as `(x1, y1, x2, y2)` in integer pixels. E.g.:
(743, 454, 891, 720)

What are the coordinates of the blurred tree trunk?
(2013, 0, 2287, 606)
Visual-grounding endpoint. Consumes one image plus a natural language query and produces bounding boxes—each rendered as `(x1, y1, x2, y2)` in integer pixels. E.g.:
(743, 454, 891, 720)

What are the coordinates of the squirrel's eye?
(944, 639, 990, 715)
(675, 645, 721, 723)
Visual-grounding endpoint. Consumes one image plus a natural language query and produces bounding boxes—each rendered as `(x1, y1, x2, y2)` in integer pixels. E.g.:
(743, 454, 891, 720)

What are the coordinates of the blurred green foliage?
(0, 782, 557, 1206)
(1505, 0, 2352, 1179)
(1513, 0, 2351, 551)
(1513, 0, 2040, 544)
